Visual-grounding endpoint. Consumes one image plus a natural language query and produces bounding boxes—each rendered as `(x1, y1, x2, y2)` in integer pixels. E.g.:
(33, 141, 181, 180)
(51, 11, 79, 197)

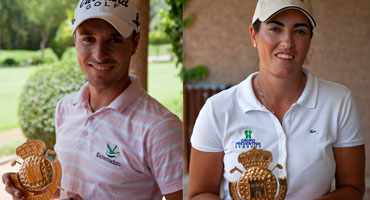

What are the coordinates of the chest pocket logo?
(234, 129, 262, 149)
(309, 129, 317, 134)
(106, 143, 120, 158)
(96, 143, 121, 167)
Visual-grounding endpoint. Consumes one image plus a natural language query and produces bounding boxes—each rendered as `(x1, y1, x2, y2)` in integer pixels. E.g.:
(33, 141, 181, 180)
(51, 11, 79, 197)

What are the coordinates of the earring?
(253, 43, 257, 48)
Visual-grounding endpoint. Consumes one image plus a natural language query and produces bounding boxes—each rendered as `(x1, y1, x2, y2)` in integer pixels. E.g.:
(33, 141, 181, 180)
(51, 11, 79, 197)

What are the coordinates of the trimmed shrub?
(2, 58, 17, 66)
(49, 39, 68, 60)
(18, 60, 86, 149)
(29, 56, 44, 65)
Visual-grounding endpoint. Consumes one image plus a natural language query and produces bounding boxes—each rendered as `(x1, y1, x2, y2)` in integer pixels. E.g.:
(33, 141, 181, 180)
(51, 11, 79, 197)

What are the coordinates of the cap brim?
(258, 6, 316, 28)
(72, 13, 135, 38)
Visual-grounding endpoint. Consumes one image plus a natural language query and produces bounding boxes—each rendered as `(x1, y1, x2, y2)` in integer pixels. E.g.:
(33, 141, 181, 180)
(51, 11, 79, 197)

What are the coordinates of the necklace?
(255, 74, 305, 114)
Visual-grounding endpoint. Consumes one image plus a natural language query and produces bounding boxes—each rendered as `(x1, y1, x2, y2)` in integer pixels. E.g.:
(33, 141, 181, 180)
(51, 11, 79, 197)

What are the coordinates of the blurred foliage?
(18, 60, 86, 149)
(2, 58, 18, 66)
(21, 0, 77, 57)
(0, 0, 40, 49)
(159, 0, 207, 82)
(0, 0, 77, 51)
(159, 0, 183, 67)
(29, 56, 54, 66)
(49, 38, 68, 60)
(181, 65, 208, 83)
(184, 13, 195, 28)
(49, 39, 68, 60)
(54, 9, 75, 46)
(150, 0, 168, 30)
(50, 9, 75, 60)
(149, 30, 170, 45)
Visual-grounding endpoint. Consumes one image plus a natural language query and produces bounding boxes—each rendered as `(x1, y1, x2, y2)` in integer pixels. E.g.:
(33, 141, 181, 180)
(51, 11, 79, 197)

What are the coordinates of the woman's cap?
(252, 0, 316, 28)
(72, 0, 140, 37)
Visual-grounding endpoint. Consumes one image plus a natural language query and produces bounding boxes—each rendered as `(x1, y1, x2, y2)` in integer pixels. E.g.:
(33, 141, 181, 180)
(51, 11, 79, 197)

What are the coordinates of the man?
(2, 0, 183, 199)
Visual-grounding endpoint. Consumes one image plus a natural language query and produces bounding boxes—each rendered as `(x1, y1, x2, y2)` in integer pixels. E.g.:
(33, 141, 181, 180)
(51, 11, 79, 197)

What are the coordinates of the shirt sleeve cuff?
(159, 179, 183, 195)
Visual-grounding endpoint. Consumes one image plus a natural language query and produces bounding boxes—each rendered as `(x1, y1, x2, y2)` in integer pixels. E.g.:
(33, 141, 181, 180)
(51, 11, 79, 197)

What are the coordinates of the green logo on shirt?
(96, 143, 121, 167)
(245, 129, 252, 139)
(235, 129, 261, 149)
(310, 129, 316, 134)
(106, 143, 120, 158)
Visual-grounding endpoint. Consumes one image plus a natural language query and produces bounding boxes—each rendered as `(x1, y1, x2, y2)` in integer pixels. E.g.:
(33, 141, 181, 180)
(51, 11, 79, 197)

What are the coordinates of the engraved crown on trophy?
(238, 146, 272, 169)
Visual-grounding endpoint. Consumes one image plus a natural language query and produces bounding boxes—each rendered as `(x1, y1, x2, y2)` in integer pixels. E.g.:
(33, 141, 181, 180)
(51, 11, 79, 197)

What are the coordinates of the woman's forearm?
(190, 193, 221, 200)
(315, 185, 364, 200)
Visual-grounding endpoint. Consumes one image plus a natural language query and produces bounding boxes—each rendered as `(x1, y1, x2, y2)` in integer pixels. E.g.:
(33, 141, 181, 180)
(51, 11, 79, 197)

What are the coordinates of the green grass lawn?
(0, 66, 37, 132)
(148, 43, 172, 57)
(0, 49, 58, 63)
(148, 62, 183, 118)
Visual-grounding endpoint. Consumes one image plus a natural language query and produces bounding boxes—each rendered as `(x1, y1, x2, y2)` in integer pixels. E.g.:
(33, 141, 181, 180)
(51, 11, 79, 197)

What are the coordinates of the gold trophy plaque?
(9, 139, 62, 200)
(229, 147, 287, 200)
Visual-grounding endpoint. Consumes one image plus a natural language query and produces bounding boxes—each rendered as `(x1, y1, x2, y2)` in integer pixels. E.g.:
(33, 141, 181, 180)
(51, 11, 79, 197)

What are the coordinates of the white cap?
(252, 0, 316, 28)
(72, 0, 140, 37)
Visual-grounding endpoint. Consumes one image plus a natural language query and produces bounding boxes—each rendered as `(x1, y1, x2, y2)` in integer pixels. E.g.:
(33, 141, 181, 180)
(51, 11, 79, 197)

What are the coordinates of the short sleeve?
(145, 115, 183, 195)
(191, 99, 224, 152)
(54, 97, 64, 152)
(333, 93, 364, 147)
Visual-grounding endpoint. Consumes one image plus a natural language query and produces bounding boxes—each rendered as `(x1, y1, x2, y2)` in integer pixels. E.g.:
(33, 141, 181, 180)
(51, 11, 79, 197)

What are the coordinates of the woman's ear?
(249, 25, 257, 47)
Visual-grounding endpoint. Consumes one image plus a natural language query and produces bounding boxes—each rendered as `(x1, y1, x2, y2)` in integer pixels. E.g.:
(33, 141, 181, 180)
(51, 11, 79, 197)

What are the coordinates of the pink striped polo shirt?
(54, 76, 183, 200)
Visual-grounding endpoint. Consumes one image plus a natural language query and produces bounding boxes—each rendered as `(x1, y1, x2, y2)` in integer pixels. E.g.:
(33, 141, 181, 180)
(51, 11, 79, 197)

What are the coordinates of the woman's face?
(250, 9, 312, 78)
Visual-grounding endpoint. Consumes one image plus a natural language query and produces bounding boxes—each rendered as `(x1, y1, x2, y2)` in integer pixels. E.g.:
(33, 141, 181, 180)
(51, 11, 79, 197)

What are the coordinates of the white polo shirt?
(191, 69, 363, 200)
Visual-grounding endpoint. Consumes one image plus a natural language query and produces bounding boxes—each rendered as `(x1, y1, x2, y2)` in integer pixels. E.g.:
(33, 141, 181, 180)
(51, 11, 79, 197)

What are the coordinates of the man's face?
(74, 18, 139, 90)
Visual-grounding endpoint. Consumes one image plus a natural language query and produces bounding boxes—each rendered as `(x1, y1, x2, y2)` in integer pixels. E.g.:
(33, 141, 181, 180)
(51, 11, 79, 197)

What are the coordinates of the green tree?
(21, 0, 76, 58)
(50, 9, 75, 60)
(0, 0, 31, 49)
(160, 0, 207, 82)
(159, 0, 183, 66)
(149, 0, 167, 30)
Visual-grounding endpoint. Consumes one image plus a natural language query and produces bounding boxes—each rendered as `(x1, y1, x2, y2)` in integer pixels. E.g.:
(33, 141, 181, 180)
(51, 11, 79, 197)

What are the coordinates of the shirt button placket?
(278, 129, 288, 178)
(83, 115, 95, 137)
(82, 130, 88, 136)
(285, 118, 290, 123)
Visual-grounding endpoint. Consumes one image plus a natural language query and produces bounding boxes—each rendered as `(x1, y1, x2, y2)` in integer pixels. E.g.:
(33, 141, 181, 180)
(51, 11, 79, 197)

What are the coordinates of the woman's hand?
(2, 172, 26, 200)
(188, 148, 224, 200)
(316, 145, 365, 200)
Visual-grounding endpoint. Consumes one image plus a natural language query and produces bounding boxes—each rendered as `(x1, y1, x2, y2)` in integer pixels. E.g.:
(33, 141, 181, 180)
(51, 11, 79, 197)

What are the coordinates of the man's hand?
(164, 190, 183, 200)
(2, 172, 25, 200)
(66, 191, 84, 200)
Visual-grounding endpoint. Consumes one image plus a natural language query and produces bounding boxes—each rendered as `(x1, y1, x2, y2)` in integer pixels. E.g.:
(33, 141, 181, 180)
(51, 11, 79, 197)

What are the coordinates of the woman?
(188, 0, 365, 199)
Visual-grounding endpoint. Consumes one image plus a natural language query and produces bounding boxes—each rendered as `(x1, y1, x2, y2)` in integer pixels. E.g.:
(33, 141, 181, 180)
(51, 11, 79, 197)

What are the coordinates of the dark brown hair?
(253, 19, 313, 38)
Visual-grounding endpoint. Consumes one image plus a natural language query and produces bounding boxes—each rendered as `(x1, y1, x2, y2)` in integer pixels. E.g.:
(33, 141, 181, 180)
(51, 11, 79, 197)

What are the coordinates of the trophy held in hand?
(9, 139, 63, 200)
(229, 147, 287, 200)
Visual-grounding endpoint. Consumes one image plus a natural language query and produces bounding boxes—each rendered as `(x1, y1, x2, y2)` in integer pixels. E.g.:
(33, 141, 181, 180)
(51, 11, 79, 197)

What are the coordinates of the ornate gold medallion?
(229, 147, 287, 200)
(10, 139, 63, 200)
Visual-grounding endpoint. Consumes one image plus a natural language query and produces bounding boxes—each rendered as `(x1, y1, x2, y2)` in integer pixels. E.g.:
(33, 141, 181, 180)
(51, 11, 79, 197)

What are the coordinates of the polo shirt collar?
(237, 71, 262, 113)
(237, 68, 318, 113)
(73, 82, 89, 107)
(297, 68, 317, 109)
(108, 75, 144, 113)
(72, 75, 145, 113)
